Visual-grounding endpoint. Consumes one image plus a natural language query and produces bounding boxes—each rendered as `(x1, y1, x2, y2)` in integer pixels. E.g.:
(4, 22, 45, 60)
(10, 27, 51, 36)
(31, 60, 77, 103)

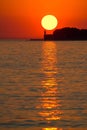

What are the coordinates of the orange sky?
(0, 0, 87, 39)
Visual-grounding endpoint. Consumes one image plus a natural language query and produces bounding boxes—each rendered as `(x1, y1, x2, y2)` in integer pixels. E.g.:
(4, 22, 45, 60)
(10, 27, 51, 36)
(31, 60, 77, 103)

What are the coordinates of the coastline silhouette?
(44, 27, 87, 40)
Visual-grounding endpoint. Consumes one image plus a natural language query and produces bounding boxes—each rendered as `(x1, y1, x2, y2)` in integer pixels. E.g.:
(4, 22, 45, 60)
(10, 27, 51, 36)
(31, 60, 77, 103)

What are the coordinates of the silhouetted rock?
(53, 27, 87, 40)
(44, 27, 87, 40)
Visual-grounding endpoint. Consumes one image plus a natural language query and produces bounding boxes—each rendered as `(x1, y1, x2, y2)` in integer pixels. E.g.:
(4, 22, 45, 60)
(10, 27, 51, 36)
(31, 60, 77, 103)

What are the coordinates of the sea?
(0, 40, 87, 130)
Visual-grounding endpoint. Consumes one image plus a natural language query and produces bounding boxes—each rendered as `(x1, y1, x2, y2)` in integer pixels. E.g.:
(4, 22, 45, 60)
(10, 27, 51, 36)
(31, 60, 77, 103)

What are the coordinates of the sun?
(41, 15, 58, 30)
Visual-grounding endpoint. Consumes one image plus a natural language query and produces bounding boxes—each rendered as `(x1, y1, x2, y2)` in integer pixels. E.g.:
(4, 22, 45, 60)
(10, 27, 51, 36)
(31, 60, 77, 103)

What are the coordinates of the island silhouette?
(44, 27, 87, 40)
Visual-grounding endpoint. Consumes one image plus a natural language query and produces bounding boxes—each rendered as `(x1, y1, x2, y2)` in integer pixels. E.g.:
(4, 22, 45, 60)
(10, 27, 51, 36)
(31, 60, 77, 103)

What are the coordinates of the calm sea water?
(0, 40, 87, 130)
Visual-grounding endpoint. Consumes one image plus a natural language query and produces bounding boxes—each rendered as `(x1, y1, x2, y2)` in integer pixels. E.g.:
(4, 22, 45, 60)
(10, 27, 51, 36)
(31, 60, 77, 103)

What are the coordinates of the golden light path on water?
(37, 42, 62, 130)
(42, 128, 63, 130)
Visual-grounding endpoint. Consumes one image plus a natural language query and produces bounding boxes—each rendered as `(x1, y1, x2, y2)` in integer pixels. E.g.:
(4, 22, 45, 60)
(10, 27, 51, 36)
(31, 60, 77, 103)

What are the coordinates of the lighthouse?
(44, 30, 46, 40)
(44, 30, 53, 40)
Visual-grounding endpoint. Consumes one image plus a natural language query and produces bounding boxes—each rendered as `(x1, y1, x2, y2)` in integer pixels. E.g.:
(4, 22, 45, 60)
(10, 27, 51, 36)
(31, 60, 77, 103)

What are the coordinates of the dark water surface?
(0, 40, 87, 130)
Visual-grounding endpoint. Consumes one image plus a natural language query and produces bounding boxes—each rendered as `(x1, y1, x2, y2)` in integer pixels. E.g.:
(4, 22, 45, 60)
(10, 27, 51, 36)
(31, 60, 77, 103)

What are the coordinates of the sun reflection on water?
(38, 42, 62, 122)
(42, 128, 63, 130)
(41, 41, 58, 73)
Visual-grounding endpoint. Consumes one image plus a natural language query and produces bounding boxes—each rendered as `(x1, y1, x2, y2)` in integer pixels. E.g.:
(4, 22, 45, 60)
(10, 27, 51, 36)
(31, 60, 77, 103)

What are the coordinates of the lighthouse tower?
(44, 30, 46, 40)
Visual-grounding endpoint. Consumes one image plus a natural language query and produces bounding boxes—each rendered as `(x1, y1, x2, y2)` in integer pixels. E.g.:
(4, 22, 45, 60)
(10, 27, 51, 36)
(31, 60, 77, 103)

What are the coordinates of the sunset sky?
(0, 0, 87, 39)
